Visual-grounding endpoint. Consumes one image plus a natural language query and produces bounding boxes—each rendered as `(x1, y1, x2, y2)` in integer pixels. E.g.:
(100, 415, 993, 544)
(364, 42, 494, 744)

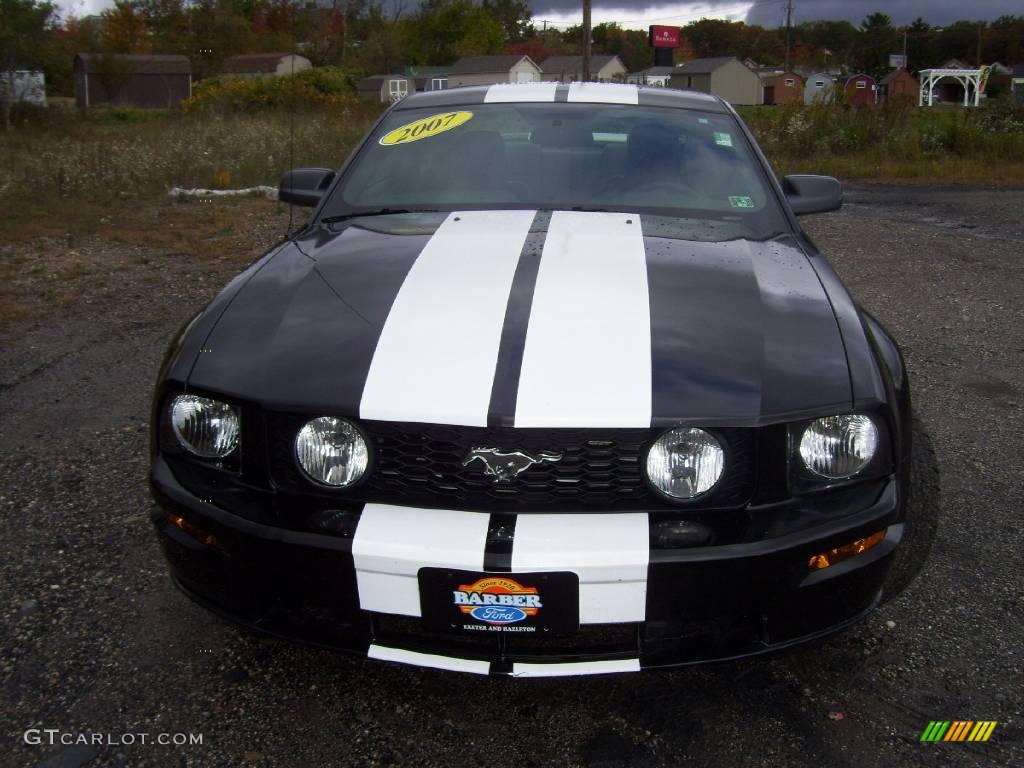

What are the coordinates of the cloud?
(746, 0, 1022, 27)
(532, 0, 1018, 28)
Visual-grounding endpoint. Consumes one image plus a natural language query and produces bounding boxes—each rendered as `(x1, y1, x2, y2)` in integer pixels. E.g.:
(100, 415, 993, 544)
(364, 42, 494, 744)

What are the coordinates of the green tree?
(987, 16, 1024, 64)
(932, 20, 981, 67)
(855, 12, 899, 75)
(100, 0, 151, 53)
(406, 0, 503, 64)
(0, 0, 55, 129)
(683, 18, 741, 58)
(482, 0, 530, 42)
(899, 18, 935, 70)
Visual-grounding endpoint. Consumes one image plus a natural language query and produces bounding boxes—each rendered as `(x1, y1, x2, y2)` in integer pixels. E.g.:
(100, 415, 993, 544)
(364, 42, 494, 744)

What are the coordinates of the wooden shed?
(357, 74, 413, 103)
(759, 71, 804, 105)
(74, 54, 191, 109)
(845, 73, 877, 107)
(221, 53, 311, 78)
(804, 73, 836, 104)
(880, 69, 918, 105)
(667, 57, 761, 106)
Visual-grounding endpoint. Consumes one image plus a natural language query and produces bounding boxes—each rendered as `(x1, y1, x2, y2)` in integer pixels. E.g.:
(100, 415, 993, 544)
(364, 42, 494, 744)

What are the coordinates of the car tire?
(882, 416, 940, 603)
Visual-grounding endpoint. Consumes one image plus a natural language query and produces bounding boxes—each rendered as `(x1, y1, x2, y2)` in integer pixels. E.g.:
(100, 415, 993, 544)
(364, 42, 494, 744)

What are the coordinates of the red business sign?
(649, 25, 680, 48)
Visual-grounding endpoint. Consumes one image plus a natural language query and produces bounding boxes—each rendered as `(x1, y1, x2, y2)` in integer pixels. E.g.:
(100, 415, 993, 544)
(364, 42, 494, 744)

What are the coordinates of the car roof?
(394, 83, 729, 113)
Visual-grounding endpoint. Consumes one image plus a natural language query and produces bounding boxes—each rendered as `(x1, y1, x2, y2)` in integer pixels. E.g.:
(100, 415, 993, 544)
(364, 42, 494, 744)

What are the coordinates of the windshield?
(321, 102, 788, 239)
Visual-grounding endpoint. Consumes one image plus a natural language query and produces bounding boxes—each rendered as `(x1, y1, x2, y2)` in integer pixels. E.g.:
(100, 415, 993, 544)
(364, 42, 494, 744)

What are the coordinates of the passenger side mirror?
(783, 175, 842, 216)
(278, 168, 335, 207)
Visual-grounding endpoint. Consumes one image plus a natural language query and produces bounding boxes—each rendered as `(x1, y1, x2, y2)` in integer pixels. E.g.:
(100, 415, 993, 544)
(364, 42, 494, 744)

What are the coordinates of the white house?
(447, 56, 542, 88)
(0, 70, 46, 106)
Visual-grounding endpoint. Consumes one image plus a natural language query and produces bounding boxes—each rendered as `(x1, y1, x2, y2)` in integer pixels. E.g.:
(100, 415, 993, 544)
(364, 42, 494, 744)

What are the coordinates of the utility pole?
(976, 23, 982, 67)
(784, 0, 793, 72)
(582, 0, 592, 82)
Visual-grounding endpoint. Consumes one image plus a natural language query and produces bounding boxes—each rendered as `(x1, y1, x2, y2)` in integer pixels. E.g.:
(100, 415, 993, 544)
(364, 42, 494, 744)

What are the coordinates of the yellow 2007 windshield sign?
(379, 111, 474, 146)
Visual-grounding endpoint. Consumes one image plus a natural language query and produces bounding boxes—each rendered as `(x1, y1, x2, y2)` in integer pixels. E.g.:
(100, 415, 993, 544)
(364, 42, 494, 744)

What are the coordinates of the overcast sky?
(57, 0, 1018, 30)
(533, 0, 1017, 30)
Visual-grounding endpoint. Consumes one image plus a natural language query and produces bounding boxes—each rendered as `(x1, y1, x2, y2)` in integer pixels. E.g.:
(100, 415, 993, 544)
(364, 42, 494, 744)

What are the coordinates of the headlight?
(170, 395, 240, 458)
(295, 417, 369, 487)
(645, 427, 725, 499)
(799, 415, 878, 479)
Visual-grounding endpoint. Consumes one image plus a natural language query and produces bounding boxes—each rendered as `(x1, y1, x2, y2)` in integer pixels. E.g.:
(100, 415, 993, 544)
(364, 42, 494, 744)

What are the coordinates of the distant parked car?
(150, 83, 937, 677)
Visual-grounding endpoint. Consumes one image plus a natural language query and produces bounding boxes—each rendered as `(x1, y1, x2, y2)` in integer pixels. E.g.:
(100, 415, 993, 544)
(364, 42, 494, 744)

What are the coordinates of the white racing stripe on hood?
(514, 211, 652, 427)
(359, 210, 534, 426)
(484, 82, 558, 102)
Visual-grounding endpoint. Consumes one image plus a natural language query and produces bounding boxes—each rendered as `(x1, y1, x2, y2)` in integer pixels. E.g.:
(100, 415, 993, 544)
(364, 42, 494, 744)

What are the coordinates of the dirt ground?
(1, 186, 1021, 768)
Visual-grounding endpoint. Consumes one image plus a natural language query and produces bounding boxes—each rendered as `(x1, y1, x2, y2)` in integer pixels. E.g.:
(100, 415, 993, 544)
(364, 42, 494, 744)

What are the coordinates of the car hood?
(190, 211, 852, 426)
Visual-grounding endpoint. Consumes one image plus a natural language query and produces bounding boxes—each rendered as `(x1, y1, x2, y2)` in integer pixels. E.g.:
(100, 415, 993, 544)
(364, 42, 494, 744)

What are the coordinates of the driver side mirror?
(278, 168, 335, 207)
(783, 175, 842, 216)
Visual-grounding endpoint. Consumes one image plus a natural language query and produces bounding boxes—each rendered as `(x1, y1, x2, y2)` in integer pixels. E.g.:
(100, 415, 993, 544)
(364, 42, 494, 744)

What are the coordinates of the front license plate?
(418, 569, 580, 636)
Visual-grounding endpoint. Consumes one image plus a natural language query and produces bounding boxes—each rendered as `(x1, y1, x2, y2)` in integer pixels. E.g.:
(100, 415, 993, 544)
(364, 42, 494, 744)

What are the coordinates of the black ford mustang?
(150, 83, 937, 676)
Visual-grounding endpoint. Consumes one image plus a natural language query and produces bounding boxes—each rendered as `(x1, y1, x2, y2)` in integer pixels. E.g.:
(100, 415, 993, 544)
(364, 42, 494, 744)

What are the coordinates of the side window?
(785, 78, 795, 87)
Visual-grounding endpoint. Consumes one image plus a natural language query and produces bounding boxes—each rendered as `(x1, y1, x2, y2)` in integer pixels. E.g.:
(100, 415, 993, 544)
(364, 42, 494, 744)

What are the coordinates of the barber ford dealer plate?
(419, 569, 580, 636)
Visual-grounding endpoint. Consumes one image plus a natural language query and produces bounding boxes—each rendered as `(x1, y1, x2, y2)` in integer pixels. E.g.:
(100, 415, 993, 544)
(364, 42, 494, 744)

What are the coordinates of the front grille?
(267, 415, 755, 512)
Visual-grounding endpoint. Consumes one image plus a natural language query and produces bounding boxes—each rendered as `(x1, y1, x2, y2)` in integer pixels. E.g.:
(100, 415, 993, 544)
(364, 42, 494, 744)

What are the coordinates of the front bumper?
(150, 457, 903, 676)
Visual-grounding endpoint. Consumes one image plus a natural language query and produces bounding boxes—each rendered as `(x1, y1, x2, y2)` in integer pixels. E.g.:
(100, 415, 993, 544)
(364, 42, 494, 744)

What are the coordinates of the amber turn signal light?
(166, 511, 217, 547)
(808, 529, 886, 571)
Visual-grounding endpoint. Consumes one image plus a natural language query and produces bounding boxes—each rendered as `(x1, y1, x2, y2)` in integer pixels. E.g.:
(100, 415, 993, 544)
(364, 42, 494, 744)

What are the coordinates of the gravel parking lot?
(1, 186, 1021, 768)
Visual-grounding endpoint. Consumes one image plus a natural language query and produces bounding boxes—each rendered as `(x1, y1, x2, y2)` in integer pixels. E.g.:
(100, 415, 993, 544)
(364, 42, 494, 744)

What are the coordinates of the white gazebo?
(918, 68, 982, 107)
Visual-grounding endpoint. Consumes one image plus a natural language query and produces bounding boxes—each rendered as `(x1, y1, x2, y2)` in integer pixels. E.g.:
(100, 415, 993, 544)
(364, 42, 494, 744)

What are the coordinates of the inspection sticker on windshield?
(379, 111, 474, 146)
(714, 131, 733, 147)
(729, 195, 755, 208)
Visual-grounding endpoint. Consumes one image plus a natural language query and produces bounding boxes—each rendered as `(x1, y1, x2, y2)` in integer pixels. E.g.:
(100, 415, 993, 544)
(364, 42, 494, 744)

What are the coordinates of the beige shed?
(447, 56, 542, 88)
(667, 57, 762, 106)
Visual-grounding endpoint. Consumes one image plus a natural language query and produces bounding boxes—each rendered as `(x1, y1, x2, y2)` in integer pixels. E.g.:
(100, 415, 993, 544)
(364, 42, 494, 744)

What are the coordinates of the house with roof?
(73, 54, 191, 109)
(804, 72, 837, 104)
(397, 65, 449, 92)
(221, 53, 311, 78)
(845, 73, 877, 107)
(357, 74, 414, 103)
(0, 70, 46, 106)
(626, 66, 677, 87)
(756, 69, 804, 105)
(880, 69, 918, 105)
(540, 55, 626, 83)
(447, 55, 541, 88)
(667, 57, 761, 105)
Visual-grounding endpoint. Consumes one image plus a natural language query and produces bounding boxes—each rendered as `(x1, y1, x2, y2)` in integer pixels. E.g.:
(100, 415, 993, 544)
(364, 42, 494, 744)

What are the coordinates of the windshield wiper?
(321, 209, 436, 223)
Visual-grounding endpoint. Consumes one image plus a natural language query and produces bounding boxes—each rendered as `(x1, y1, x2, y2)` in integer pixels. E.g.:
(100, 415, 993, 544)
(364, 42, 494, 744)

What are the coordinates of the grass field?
(739, 100, 1024, 184)
(1, 99, 1022, 249)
